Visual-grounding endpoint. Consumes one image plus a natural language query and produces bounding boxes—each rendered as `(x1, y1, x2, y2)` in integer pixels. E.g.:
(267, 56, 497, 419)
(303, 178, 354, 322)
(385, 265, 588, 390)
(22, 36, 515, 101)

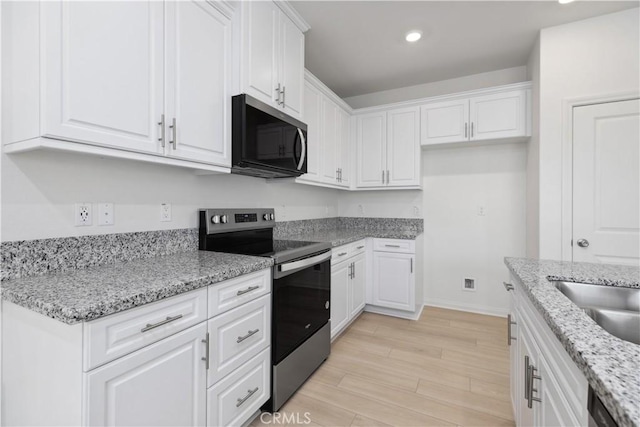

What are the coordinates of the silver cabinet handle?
(464, 122, 468, 138)
(357, 246, 365, 249)
(382, 170, 385, 184)
(352, 262, 356, 279)
(503, 282, 514, 291)
(158, 114, 165, 147)
(386, 170, 390, 184)
(471, 122, 474, 138)
(337, 252, 347, 256)
(524, 355, 530, 401)
(237, 285, 259, 296)
(169, 117, 177, 149)
(236, 387, 259, 407)
(384, 244, 401, 248)
(507, 314, 517, 346)
(336, 168, 339, 182)
(577, 239, 589, 248)
(281, 86, 285, 107)
(141, 314, 183, 332)
(528, 364, 542, 407)
(237, 329, 259, 343)
(410, 258, 413, 273)
(201, 332, 210, 370)
(275, 84, 281, 105)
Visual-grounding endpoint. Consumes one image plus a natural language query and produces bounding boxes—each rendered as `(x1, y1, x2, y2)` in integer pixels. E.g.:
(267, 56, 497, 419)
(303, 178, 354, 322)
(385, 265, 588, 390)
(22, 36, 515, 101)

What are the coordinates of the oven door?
(272, 251, 331, 364)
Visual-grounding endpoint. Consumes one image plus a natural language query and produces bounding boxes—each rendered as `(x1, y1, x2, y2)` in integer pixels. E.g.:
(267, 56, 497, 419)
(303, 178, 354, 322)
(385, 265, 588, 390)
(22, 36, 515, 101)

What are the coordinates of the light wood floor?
(252, 307, 514, 427)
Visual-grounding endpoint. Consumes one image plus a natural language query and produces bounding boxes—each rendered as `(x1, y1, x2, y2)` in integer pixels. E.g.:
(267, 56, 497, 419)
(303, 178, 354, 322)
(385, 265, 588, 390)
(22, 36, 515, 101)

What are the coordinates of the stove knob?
(263, 213, 269, 221)
(220, 215, 228, 224)
(211, 215, 220, 224)
(270, 213, 275, 220)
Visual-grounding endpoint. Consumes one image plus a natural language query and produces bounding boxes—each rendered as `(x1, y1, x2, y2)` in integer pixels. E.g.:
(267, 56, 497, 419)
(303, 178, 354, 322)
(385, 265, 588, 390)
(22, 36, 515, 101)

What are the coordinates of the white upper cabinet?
(356, 107, 421, 189)
(165, 0, 231, 167)
(297, 72, 351, 189)
(239, 1, 307, 119)
(421, 85, 530, 146)
(2, 0, 232, 172)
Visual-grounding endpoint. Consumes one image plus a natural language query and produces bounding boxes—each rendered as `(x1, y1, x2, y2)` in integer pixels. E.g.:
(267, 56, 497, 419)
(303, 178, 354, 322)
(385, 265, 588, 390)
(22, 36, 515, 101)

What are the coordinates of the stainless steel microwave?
(231, 94, 308, 179)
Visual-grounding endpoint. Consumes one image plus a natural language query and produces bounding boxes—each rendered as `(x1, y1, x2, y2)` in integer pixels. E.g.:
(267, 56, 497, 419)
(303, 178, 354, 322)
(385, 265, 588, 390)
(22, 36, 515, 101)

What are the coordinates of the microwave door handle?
(293, 130, 301, 167)
(297, 128, 306, 171)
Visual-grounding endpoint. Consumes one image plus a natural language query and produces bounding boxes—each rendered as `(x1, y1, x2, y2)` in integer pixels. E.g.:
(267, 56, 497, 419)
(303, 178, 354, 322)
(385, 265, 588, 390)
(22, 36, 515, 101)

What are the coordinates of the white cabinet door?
(572, 99, 640, 265)
(42, 1, 164, 154)
(350, 255, 366, 318)
(165, 0, 231, 167)
(356, 112, 386, 188)
(330, 261, 350, 339)
(321, 98, 339, 183)
(280, 13, 304, 119)
(469, 90, 526, 141)
(371, 252, 415, 311)
(300, 82, 323, 181)
(242, 1, 279, 106)
(518, 321, 538, 427)
(85, 323, 207, 426)
(538, 355, 581, 427)
(509, 306, 520, 424)
(387, 106, 420, 187)
(420, 99, 469, 145)
(337, 108, 351, 187)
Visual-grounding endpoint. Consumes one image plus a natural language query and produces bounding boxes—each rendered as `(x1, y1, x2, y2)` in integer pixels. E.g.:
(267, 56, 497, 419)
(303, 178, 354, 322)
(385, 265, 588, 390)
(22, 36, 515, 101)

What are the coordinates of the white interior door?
(166, 0, 231, 167)
(573, 99, 640, 265)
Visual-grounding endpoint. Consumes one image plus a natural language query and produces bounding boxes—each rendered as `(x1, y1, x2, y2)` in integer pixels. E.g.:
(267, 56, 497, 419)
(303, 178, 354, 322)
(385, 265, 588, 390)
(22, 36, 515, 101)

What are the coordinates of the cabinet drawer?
(207, 348, 270, 427)
(83, 288, 207, 371)
(373, 238, 415, 253)
(331, 239, 366, 264)
(207, 294, 271, 386)
(208, 269, 271, 316)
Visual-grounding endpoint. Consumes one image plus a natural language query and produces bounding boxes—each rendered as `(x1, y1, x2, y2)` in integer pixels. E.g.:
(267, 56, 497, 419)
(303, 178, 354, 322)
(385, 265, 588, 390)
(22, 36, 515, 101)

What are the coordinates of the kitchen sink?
(552, 281, 640, 345)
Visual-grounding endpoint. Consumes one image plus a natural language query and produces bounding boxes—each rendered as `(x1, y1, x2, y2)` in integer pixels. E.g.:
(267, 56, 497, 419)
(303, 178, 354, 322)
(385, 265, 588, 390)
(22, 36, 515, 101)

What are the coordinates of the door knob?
(577, 239, 589, 248)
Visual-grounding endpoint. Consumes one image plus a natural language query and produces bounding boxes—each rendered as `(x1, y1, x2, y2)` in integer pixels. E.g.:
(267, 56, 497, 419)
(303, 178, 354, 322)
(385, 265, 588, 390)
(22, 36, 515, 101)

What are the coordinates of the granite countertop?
(505, 257, 640, 427)
(1, 251, 273, 325)
(278, 228, 422, 247)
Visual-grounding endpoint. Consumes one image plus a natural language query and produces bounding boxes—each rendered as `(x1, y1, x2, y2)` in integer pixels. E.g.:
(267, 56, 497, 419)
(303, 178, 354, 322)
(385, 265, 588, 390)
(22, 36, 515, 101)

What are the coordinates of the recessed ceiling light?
(405, 31, 422, 43)
(558, 0, 575, 4)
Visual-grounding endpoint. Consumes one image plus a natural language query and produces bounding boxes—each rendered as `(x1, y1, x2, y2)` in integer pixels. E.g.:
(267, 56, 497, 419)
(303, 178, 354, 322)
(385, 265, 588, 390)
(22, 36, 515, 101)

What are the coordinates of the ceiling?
(290, 1, 639, 98)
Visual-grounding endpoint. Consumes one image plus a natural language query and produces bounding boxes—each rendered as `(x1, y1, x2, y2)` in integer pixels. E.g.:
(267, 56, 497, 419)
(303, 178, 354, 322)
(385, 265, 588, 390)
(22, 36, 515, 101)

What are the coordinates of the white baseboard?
(423, 298, 508, 318)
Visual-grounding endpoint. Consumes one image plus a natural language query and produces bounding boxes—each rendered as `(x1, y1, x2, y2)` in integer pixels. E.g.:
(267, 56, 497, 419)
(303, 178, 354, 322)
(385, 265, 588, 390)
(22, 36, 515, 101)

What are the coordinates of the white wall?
(526, 37, 541, 259)
(338, 190, 422, 218)
(421, 142, 527, 316)
(343, 66, 527, 109)
(0, 150, 341, 242)
(536, 8, 640, 260)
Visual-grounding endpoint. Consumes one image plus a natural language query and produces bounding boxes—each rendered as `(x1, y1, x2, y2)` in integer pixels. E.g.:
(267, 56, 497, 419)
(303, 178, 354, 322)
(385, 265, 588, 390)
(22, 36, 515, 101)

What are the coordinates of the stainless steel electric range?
(198, 208, 331, 412)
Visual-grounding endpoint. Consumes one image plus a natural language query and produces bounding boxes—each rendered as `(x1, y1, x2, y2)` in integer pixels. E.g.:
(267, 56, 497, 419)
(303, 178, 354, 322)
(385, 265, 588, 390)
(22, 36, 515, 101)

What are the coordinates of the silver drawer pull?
(356, 246, 365, 249)
(337, 252, 347, 256)
(503, 282, 514, 291)
(141, 314, 183, 333)
(237, 285, 260, 296)
(384, 244, 401, 248)
(237, 329, 259, 343)
(236, 387, 259, 407)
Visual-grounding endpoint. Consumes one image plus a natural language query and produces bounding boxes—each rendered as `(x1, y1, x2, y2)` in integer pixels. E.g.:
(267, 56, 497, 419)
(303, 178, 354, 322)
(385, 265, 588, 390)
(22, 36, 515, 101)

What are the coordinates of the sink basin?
(553, 281, 639, 311)
(552, 281, 640, 344)
(582, 307, 640, 345)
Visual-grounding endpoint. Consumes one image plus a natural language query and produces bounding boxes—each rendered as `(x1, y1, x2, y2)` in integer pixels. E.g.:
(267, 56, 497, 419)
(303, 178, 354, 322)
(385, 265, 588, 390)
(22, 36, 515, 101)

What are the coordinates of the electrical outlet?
(413, 205, 420, 217)
(477, 205, 487, 216)
(160, 203, 172, 222)
(98, 203, 114, 226)
(74, 203, 92, 226)
(358, 204, 364, 215)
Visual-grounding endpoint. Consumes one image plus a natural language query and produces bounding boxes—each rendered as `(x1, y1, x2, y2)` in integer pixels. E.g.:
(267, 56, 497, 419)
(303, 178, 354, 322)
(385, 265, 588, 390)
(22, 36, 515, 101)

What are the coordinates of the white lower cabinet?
(207, 348, 270, 427)
(1, 268, 272, 427)
(506, 275, 588, 427)
(330, 240, 366, 339)
(85, 323, 208, 426)
(369, 239, 417, 314)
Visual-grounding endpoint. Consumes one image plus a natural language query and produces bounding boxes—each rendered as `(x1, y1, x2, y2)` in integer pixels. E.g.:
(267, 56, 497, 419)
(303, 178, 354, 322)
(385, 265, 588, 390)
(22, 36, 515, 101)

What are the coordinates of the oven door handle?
(279, 251, 331, 273)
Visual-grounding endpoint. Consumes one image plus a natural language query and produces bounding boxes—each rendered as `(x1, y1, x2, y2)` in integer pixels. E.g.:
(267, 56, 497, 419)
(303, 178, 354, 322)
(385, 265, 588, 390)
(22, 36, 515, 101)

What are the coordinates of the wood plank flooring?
(252, 307, 514, 427)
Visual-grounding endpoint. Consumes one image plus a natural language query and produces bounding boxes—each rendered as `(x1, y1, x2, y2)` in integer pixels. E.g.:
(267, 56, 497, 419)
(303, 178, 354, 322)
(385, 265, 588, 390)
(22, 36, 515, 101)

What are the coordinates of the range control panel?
(199, 208, 275, 234)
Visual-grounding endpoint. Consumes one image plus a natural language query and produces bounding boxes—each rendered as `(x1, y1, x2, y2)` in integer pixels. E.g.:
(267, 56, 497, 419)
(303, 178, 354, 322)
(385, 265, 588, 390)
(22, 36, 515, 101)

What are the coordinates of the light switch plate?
(160, 203, 172, 222)
(98, 203, 114, 226)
